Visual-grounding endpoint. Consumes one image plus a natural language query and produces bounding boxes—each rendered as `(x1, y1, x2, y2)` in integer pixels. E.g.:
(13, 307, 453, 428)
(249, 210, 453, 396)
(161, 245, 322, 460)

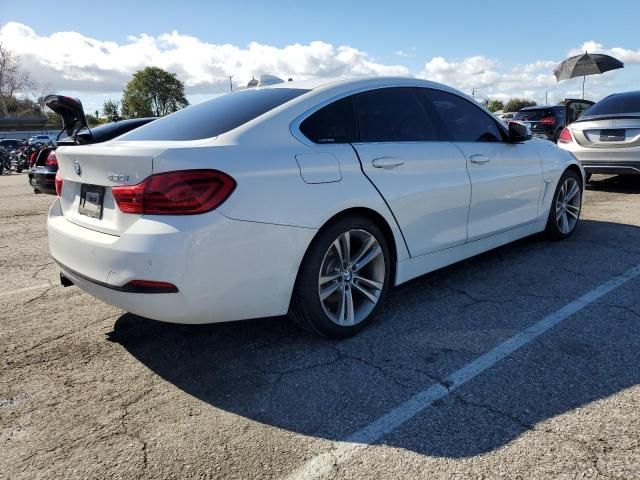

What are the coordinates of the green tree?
(486, 99, 505, 112)
(121, 66, 189, 118)
(85, 113, 107, 127)
(504, 98, 537, 113)
(102, 99, 120, 122)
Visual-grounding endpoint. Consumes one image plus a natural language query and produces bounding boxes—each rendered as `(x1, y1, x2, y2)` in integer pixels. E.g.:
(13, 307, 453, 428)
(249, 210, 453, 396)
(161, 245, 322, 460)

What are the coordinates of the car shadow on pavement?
(587, 174, 640, 194)
(107, 219, 640, 458)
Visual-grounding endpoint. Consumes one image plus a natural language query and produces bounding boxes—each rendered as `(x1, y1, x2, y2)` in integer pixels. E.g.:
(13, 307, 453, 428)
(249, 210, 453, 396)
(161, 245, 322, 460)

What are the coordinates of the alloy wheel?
(317, 229, 386, 326)
(555, 177, 581, 234)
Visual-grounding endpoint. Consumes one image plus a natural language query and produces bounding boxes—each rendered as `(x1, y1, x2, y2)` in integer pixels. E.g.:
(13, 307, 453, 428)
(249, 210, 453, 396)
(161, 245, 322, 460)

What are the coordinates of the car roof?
(521, 105, 562, 110)
(266, 76, 464, 95)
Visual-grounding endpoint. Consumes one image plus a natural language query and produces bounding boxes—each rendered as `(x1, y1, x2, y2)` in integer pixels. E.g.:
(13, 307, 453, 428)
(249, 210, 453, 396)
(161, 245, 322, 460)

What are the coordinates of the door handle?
(469, 154, 490, 164)
(372, 157, 405, 169)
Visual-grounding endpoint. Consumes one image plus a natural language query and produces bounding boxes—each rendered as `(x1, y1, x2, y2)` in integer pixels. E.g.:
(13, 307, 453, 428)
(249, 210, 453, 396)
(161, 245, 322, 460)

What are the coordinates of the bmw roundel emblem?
(74, 161, 82, 176)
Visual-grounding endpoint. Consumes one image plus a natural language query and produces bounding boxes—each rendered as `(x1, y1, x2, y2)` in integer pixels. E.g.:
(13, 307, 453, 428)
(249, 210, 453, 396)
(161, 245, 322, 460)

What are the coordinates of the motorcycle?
(9, 147, 27, 173)
(0, 147, 11, 175)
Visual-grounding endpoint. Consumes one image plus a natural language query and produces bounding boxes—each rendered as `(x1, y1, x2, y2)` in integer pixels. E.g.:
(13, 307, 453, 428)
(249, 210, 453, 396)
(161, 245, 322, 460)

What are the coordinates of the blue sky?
(1, 0, 638, 111)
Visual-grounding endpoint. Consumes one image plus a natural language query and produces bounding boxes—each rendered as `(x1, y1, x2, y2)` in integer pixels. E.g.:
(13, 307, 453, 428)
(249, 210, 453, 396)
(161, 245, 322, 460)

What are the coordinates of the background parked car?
(0, 139, 21, 151)
(558, 91, 640, 179)
(28, 134, 57, 146)
(514, 105, 566, 142)
(28, 95, 155, 194)
(498, 112, 516, 122)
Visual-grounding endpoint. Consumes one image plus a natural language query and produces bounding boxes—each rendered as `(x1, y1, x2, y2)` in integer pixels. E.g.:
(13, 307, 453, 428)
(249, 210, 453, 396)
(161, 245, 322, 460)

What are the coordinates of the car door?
(564, 99, 595, 126)
(421, 89, 543, 241)
(352, 87, 471, 257)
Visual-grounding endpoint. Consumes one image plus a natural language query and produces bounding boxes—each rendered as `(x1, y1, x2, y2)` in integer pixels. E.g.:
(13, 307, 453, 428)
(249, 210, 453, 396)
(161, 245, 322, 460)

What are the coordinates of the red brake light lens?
(55, 170, 63, 196)
(539, 116, 556, 126)
(45, 151, 58, 166)
(112, 169, 236, 215)
(124, 279, 179, 293)
(558, 128, 573, 144)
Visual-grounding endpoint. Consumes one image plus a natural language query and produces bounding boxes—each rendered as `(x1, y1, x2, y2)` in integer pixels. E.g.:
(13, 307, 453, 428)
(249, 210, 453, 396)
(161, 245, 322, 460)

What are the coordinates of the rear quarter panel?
(152, 140, 410, 262)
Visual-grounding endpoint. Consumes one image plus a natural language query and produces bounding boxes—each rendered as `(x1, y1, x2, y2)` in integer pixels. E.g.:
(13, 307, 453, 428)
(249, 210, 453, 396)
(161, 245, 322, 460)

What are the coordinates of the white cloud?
(417, 45, 637, 105)
(0, 22, 409, 95)
(568, 41, 640, 64)
(0, 21, 636, 107)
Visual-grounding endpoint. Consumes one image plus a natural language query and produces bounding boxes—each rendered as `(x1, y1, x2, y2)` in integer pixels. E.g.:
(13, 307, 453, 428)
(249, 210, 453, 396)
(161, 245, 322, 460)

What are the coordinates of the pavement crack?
(7, 313, 121, 360)
(21, 285, 56, 306)
(450, 393, 535, 431)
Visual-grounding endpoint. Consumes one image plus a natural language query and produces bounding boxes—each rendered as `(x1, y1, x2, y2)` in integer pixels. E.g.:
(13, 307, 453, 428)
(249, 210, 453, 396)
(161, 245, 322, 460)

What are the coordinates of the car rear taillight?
(45, 151, 58, 166)
(558, 128, 573, 144)
(123, 279, 179, 293)
(112, 169, 236, 215)
(539, 116, 556, 126)
(55, 170, 63, 196)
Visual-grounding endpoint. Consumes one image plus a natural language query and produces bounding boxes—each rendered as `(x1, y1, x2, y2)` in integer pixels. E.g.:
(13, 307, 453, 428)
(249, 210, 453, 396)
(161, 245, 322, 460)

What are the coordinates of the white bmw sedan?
(49, 77, 584, 338)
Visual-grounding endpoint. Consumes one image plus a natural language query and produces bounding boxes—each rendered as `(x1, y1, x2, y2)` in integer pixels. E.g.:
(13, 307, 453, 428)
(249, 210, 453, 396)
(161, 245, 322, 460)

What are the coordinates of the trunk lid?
(570, 117, 640, 148)
(44, 95, 88, 137)
(56, 144, 167, 235)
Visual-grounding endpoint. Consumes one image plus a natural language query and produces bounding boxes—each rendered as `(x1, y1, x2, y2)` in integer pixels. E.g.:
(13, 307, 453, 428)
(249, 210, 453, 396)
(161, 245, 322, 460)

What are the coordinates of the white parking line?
(285, 263, 640, 480)
(0, 283, 52, 298)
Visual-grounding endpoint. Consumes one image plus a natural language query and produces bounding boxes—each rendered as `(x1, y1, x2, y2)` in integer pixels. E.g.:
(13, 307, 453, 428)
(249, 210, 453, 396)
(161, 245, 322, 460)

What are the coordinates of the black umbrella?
(554, 52, 624, 99)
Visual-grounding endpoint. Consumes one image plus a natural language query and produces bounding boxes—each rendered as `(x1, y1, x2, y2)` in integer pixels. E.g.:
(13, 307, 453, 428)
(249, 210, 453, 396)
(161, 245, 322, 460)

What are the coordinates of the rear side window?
(355, 88, 439, 142)
(424, 90, 503, 142)
(120, 88, 309, 141)
(585, 92, 640, 116)
(300, 96, 357, 143)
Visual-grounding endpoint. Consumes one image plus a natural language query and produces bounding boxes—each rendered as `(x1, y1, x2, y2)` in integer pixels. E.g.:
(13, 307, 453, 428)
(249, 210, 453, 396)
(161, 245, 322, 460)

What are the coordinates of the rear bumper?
(579, 160, 640, 175)
(557, 142, 640, 175)
(29, 167, 56, 194)
(48, 199, 316, 324)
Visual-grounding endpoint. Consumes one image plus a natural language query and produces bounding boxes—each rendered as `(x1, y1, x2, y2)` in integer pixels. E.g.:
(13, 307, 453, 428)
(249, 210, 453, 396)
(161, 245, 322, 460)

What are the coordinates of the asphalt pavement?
(1, 173, 639, 479)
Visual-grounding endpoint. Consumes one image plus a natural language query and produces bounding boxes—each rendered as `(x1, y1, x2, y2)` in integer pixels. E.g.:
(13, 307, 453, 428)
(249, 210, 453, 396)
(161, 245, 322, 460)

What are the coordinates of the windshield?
(119, 88, 309, 141)
(584, 92, 640, 117)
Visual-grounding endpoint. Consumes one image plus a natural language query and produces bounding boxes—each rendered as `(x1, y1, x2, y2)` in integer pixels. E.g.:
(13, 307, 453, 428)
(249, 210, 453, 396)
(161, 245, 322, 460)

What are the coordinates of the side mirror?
(507, 121, 532, 143)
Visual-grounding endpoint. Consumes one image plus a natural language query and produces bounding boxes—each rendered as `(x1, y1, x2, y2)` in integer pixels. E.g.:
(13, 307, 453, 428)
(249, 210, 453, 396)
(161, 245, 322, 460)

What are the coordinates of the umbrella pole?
(582, 75, 585, 99)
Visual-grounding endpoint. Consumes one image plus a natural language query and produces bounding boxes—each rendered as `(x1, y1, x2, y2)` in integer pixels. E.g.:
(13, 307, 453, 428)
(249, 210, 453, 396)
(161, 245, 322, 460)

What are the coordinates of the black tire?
(289, 215, 392, 338)
(545, 169, 583, 241)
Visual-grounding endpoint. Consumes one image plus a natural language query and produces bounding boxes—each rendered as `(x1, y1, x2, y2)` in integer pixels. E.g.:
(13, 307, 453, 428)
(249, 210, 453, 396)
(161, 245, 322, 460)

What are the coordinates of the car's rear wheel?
(545, 170, 582, 240)
(289, 216, 391, 338)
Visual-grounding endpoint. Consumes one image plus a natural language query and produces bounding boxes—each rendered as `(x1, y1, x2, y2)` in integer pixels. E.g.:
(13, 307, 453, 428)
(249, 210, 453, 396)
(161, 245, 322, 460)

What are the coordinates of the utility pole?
(472, 88, 476, 99)
(229, 75, 234, 92)
(545, 90, 548, 105)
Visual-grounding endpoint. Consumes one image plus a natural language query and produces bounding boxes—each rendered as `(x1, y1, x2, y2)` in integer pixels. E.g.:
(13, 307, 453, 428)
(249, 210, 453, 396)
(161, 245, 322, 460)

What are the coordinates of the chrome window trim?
(289, 83, 508, 146)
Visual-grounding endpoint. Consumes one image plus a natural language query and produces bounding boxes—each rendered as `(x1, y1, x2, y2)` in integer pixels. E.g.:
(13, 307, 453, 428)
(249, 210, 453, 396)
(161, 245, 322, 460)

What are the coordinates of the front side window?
(422, 89, 504, 142)
(299, 96, 357, 143)
(355, 87, 439, 142)
(119, 88, 309, 141)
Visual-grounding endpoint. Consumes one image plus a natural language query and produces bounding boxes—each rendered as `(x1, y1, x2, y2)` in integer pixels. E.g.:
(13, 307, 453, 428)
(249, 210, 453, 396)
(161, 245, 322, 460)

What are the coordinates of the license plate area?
(78, 184, 105, 219)
(600, 129, 625, 142)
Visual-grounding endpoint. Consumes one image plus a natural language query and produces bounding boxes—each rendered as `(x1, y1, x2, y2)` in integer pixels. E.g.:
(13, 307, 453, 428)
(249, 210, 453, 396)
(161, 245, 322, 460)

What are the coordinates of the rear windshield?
(119, 88, 309, 141)
(514, 108, 558, 121)
(584, 92, 640, 117)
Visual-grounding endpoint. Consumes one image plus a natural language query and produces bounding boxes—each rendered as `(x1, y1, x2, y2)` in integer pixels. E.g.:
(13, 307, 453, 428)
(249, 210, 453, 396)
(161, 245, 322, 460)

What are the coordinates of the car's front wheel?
(290, 216, 391, 338)
(545, 169, 582, 240)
